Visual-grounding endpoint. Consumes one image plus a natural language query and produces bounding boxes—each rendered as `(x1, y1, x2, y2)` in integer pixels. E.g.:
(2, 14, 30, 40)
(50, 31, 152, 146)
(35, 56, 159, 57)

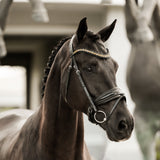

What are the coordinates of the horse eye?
(87, 67, 92, 72)
(84, 62, 97, 73)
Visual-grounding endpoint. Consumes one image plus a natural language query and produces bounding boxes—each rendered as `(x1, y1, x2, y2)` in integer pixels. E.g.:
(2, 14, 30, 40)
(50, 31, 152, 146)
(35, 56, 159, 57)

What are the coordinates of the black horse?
(0, 18, 134, 160)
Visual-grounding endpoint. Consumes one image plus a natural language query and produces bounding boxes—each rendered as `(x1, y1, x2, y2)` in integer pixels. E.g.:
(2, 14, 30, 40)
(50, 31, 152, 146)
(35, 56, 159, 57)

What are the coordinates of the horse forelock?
(86, 31, 100, 42)
(83, 31, 108, 56)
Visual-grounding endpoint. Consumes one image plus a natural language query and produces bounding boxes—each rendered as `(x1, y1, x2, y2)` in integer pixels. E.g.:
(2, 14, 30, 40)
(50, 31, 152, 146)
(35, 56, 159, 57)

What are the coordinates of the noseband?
(65, 35, 126, 125)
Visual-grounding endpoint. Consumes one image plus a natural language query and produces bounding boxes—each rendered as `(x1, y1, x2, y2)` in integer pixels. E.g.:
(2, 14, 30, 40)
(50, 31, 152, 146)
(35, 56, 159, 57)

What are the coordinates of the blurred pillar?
(156, 131, 160, 160)
(0, 0, 49, 59)
(29, 0, 49, 23)
(0, 0, 13, 58)
(0, 28, 6, 58)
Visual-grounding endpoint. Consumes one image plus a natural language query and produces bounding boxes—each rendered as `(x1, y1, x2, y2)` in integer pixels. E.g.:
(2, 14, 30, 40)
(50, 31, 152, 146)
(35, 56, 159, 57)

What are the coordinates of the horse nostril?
(118, 120, 128, 131)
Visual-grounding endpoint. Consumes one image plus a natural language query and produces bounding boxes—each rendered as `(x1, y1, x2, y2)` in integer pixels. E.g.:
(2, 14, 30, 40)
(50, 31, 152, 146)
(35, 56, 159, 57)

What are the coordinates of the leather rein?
(65, 35, 126, 125)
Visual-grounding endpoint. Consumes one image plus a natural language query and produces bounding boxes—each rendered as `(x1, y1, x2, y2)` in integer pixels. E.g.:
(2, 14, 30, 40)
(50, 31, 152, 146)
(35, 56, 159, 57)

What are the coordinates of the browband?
(72, 48, 110, 59)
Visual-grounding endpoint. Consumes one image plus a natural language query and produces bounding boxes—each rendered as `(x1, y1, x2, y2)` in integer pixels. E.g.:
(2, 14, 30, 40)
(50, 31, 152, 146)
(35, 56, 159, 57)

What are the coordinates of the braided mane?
(41, 32, 100, 98)
(41, 36, 71, 98)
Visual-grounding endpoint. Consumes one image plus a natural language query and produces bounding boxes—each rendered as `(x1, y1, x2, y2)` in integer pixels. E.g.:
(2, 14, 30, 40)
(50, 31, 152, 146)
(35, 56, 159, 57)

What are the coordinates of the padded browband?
(72, 49, 110, 59)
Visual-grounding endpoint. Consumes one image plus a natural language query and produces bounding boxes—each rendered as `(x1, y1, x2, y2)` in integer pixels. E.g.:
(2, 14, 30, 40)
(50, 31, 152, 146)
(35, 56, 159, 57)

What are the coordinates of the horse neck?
(39, 55, 85, 159)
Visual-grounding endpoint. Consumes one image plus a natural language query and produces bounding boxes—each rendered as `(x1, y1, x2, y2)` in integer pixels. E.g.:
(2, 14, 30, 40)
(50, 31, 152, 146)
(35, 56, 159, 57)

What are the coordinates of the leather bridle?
(64, 35, 126, 125)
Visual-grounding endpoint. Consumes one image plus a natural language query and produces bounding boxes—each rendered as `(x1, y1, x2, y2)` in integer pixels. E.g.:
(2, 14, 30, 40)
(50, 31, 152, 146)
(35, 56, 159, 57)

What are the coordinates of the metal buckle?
(94, 110, 107, 124)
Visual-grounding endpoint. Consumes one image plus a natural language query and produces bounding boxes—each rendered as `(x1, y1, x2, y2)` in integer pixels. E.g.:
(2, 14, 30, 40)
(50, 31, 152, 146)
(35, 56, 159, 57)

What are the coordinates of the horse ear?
(76, 17, 88, 42)
(97, 19, 117, 42)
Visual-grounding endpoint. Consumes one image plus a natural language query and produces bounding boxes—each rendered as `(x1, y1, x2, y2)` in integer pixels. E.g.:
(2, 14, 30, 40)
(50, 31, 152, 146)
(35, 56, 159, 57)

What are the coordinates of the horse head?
(60, 18, 134, 142)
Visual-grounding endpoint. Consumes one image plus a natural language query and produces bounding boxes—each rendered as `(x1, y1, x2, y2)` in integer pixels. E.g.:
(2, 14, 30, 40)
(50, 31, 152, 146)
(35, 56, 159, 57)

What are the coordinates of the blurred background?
(0, 0, 156, 160)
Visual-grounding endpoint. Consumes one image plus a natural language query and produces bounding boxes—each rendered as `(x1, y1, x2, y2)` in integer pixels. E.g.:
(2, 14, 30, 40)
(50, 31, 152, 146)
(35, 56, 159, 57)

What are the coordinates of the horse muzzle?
(106, 114, 134, 142)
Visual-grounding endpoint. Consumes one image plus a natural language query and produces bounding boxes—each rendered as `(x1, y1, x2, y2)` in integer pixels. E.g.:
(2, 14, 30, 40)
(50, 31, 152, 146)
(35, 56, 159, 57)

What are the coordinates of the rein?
(65, 35, 126, 125)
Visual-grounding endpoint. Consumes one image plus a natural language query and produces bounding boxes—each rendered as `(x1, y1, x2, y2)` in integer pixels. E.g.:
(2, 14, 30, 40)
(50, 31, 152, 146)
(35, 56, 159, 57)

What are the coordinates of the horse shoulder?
(10, 109, 42, 160)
